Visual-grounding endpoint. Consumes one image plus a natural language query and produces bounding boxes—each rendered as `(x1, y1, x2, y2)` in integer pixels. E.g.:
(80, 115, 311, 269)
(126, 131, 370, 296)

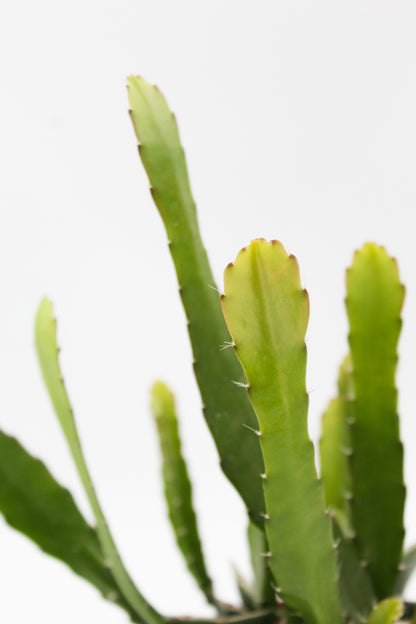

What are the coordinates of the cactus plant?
(1, 74, 415, 624)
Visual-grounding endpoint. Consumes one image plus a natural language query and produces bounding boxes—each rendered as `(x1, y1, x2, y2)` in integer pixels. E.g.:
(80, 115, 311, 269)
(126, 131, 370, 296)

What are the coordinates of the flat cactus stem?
(221, 239, 342, 624)
(0, 430, 139, 621)
(127, 76, 265, 525)
(366, 599, 404, 624)
(35, 298, 163, 624)
(319, 398, 352, 525)
(320, 356, 375, 623)
(394, 545, 416, 595)
(332, 521, 375, 623)
(151, 381, 215, 607)
(247, 521, 275, 608)
(319, 355, 354, 531)
(346, 243, 405, 598)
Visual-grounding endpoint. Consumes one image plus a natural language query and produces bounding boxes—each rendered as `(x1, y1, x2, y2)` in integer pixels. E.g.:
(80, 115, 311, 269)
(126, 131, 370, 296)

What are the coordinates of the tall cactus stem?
(128, 76, 266, 525)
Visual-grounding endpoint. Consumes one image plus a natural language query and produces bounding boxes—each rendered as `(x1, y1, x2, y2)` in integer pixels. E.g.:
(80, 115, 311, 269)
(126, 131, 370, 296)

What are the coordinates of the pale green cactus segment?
(320, 355, 354, 528)
(151, 381, 215, 607)
(0, 429, 140, 620)
(35, 298, 163, 624)
(222, 239, 342, 624)
(320, 398, 352, 520)
(247, 522, 275, 608)
(394, 544, 416, 594)
(128, 76, 265, 525)
(320, 355, 376, 622)
(337, 354, 354, 401)
(366, 599, 403, 624)
(346, 243, 405, 599)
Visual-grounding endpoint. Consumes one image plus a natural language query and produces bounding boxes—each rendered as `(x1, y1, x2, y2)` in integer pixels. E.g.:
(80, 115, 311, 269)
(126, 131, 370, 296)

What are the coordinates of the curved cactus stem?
(366, 599, 403, 624)
(394, 545, 416, 595)
(127, 76, 265, 526)
(34, 297, 163, 624)
(346, 243, 405, 598)
(0, 429, 139, 621)
(151, 381, 216, 608)
(221, 239, 343, 624)
(247, 522, 275, 608)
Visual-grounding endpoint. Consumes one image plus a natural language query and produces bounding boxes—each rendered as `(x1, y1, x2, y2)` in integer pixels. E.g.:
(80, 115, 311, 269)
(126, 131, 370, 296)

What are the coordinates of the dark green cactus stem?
(151, 381, 216, 608)
(395, 545, 416, 595)
(234, 568, 257, 611)
(332, 520, 375, 623)
(221, 239, 343, 624)
(128, 76, 266, 526)
(320, 357, 376, 623)
(247, 522, 275, 608)
(346, 243, 405, 599)
(35, 297, 163, 624)
(0, 430, 139, 621)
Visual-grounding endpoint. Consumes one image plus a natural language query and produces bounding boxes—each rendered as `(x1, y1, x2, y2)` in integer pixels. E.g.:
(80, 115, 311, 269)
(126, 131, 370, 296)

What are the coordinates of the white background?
(1, 1, 416, 622)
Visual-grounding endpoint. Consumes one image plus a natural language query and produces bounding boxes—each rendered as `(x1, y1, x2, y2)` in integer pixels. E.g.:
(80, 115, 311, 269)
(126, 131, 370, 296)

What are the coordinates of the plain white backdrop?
(1, 1, 416, 621)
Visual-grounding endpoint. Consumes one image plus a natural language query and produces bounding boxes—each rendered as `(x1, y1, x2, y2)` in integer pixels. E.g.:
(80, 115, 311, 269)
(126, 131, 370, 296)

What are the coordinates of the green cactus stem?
(394, 545, 416, 595)
(221, 239, 342, 624)
(366, 599, 403, 624)
(0, 429, 140, 620)
(332, 521, 375, 623)
(128, 76, 265, 526)
(320, 355, 353, 531)
(320, 357, 375, 623)
(234, 567, 257, 611)
(35, 297, 163, 624)
(151, 381, 216, 608)
(247, 522, 275, 608)
(346, 243, 405, 598)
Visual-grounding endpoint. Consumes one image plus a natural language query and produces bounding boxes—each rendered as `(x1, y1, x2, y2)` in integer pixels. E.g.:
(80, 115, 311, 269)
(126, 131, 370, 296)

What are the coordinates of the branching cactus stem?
(0, 74, 414, 624)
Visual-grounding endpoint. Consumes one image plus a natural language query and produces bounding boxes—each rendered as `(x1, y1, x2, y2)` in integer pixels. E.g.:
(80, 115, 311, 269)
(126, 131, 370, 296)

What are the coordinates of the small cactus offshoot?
(0, 75, 414, 624)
